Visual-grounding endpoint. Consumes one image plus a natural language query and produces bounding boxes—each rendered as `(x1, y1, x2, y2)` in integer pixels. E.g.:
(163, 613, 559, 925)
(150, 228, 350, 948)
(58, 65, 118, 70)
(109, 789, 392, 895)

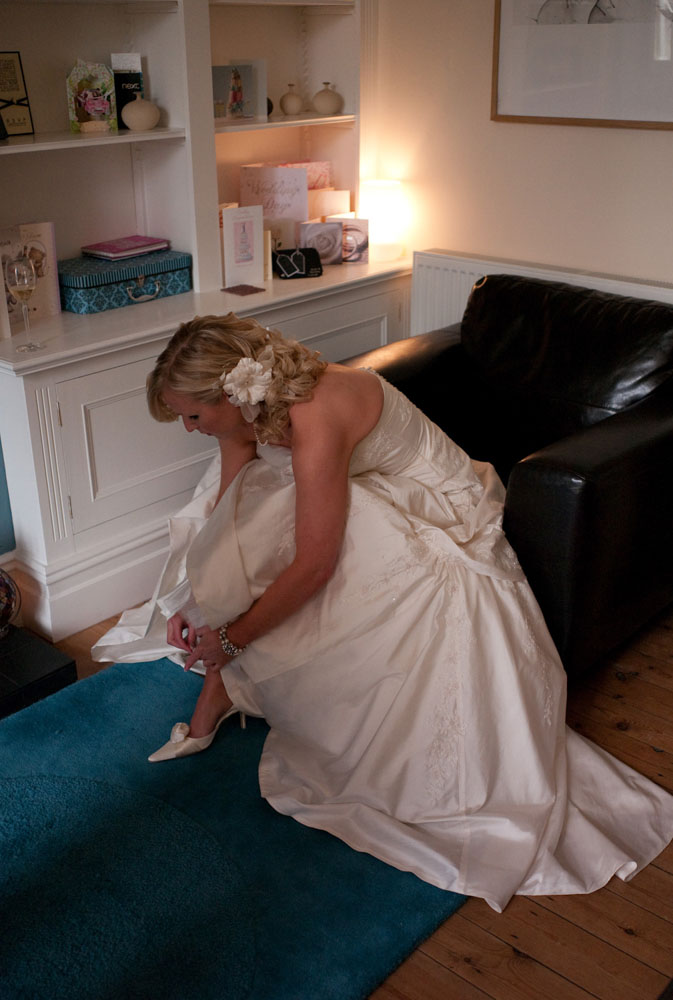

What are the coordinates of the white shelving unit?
(0, 0, 411, 639)
(209, 0, 361, 207)
(0, 0, 221, 291)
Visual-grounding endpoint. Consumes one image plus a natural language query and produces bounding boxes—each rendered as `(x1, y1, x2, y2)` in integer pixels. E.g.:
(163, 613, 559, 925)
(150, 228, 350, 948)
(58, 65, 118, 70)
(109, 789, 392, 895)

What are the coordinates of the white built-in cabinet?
(0, 0, 411, 639)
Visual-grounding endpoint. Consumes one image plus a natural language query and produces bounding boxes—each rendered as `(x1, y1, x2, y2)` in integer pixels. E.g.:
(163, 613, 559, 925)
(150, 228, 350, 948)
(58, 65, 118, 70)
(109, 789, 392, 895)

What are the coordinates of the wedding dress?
(93, 373, 673, 912)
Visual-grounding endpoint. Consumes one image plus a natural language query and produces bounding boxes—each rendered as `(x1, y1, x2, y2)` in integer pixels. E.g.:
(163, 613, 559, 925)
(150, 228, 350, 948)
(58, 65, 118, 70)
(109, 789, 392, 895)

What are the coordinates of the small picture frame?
(0, 51, 34, 136)
(212, 61, 267, 122)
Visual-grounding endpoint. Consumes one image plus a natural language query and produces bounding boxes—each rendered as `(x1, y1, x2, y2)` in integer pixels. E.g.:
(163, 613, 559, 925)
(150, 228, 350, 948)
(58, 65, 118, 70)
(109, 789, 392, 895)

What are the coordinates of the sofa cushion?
(461, 274, 673, 421)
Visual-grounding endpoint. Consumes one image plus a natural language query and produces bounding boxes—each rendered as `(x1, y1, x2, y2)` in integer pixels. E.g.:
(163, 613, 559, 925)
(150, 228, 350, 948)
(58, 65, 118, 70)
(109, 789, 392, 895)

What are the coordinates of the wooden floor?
(55, 607, 673, 1000)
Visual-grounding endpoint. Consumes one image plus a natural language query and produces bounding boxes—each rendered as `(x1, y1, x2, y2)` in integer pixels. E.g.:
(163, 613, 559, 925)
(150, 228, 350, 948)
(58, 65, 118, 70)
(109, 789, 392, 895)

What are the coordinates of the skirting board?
(5, 528, 169, 642)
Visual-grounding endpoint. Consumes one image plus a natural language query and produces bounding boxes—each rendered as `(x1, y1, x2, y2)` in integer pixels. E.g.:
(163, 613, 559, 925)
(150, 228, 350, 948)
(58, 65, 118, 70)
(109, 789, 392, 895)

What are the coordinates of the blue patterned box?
(58, 250, 192, 314)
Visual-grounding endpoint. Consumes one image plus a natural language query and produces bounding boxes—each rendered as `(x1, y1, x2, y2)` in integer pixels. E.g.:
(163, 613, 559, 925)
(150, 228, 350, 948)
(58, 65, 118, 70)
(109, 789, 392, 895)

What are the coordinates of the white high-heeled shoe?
(148, 706, 246, 762)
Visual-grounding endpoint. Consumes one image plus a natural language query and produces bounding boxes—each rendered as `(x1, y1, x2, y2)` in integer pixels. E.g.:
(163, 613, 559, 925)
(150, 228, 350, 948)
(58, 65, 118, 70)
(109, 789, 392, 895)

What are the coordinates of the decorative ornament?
(66, 60, 117, 134)
(121, 93, 161, 131)
(311, 82, 343, 116)
(220, 345, 275, 423)
(0, 568, 21, 639)
(279, 84, 303, 116)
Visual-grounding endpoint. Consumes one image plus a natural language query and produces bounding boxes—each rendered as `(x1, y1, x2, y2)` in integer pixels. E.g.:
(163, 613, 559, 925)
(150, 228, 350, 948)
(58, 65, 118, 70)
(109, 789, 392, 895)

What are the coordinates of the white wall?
(370, 0, 673, 284)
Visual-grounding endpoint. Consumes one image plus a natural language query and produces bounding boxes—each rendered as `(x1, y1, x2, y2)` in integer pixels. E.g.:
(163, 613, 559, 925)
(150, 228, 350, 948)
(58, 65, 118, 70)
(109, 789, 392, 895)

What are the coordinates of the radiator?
(410, 249, 673, 336)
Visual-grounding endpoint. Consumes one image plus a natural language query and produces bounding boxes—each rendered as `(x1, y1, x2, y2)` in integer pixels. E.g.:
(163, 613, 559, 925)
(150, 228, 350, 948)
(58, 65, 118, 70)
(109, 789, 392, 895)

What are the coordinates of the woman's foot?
(189, 669, 233, 738)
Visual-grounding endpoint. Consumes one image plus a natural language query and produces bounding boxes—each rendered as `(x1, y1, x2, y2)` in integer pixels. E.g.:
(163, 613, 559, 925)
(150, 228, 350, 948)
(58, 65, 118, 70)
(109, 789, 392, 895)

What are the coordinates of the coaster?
(222, 284, 266, 296)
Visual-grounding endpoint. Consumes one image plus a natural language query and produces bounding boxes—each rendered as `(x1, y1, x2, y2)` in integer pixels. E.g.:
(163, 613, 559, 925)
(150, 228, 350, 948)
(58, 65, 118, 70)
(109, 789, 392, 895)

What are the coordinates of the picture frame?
(212, 60, 267, 122)
(0, 51, 34, 136)
(492, 0, 673, 130)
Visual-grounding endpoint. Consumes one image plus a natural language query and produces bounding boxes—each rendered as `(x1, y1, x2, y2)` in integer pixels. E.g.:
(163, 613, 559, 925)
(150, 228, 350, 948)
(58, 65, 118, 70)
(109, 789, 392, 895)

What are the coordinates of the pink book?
(81, 235, 170, 259)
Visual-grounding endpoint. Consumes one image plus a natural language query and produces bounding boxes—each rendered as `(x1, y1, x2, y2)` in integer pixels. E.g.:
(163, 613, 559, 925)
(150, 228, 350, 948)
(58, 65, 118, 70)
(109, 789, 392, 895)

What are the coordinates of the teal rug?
(0, 660, 465, 1000)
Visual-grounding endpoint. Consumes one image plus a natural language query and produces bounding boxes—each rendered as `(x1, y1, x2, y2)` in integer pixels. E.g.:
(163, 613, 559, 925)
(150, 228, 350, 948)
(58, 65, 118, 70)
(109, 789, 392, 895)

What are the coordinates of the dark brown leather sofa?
(344, 273, 673, 679)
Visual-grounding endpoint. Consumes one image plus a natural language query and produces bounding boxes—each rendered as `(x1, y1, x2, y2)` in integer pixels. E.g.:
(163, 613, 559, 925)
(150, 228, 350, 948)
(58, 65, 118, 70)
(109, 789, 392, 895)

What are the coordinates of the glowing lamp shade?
(358, 179, 410, 261)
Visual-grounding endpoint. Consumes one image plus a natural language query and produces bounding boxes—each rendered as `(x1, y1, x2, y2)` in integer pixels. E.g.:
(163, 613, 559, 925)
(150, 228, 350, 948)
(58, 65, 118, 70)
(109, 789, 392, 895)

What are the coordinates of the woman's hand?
(183, 625, 231, 673)
(167, 613, 196, 654)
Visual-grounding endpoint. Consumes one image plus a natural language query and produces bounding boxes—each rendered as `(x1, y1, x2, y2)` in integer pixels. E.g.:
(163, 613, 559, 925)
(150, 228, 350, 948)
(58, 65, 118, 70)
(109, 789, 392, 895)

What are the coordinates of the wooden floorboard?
(54, 604, 673, 1000)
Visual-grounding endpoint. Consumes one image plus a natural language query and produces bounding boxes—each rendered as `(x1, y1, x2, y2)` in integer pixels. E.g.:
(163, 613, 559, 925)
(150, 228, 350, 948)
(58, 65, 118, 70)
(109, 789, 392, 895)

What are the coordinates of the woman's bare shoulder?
(303, 364, 380, 413)
(289, 363, 383, 445)
(319, 363, 381, 398)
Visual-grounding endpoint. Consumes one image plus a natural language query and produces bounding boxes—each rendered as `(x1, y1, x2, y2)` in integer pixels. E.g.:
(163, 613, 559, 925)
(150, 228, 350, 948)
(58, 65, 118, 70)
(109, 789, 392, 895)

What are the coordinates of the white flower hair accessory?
(219, 344, 275, 423)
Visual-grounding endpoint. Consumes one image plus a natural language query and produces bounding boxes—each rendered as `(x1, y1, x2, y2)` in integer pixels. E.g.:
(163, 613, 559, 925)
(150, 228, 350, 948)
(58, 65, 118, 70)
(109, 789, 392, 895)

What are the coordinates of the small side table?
(0, 625, 77, 719)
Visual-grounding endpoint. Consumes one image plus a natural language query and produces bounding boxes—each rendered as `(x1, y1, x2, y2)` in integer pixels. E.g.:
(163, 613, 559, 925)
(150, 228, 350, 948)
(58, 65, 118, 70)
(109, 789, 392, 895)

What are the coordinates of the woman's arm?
(183, 395, 354, 671)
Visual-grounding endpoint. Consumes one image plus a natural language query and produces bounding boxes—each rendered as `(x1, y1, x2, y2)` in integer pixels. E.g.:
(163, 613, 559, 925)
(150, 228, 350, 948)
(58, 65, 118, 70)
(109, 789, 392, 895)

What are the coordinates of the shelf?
(214, 112, 355, 134)
(0, 1, 179, 7)
(0, 127, 186, 156)
(209, 1, 354, 7)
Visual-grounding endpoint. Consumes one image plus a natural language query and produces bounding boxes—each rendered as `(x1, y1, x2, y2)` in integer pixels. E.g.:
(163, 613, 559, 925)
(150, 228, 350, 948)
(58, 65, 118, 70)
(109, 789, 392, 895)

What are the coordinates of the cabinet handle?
(126, 276, 161, 303)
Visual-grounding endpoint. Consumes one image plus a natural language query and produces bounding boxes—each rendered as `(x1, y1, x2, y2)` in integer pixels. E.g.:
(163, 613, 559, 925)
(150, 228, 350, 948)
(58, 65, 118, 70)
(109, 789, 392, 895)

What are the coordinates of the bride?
(93, 312, 673, 913)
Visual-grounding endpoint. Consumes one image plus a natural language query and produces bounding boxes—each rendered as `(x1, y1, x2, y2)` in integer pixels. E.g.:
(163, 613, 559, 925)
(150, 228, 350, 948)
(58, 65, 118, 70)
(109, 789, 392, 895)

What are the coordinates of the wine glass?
(5, 255, 43, 352)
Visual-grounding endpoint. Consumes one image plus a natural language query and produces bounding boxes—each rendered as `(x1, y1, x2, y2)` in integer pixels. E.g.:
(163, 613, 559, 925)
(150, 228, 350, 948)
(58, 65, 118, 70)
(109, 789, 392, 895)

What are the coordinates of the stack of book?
(81, 235, 170, 260)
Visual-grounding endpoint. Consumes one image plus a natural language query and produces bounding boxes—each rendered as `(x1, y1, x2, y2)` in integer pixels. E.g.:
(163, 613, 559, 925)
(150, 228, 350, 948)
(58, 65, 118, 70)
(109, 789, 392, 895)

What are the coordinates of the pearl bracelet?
(218, 622, 247, 658)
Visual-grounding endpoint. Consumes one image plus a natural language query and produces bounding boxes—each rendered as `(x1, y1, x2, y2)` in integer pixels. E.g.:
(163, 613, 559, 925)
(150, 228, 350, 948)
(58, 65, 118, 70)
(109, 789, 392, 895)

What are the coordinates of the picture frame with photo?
(212, 60, 267, 122)
(0, 51, 34, 136)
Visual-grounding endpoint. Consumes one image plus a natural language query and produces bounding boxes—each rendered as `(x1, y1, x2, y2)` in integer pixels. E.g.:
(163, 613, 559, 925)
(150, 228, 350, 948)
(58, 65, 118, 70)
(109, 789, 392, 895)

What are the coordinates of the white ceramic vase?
(121, 93, 161, 131)
(311, 82, 343, 116)
(279, 84, 303, 116)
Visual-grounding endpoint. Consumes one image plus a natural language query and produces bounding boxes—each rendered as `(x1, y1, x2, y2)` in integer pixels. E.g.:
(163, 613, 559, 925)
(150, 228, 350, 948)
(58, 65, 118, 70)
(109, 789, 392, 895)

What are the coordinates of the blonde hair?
(146, 313, 327, 443)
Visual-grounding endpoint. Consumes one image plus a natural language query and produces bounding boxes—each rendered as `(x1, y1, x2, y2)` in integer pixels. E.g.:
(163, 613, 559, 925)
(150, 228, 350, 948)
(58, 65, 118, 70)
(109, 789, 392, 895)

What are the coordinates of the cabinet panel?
(263, 287, 407, 360)
(301, 314, 386, 361)
(56, 359, 216, 534)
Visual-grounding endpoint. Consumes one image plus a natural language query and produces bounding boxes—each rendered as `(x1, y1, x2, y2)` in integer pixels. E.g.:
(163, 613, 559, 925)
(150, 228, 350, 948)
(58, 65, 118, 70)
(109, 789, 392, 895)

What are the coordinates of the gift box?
(58, 250, 192, 314)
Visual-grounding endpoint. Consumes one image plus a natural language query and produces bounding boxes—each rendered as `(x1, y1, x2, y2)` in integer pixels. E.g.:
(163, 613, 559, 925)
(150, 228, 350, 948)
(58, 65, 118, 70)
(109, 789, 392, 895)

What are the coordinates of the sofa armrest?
(504, 386, 673, 676)
(341, 324, 461, 379)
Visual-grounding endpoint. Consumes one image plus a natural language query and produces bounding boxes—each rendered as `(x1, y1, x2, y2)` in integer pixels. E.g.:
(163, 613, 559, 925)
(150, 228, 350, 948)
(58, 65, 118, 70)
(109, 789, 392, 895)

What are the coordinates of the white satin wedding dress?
(93, 373, 673, 912)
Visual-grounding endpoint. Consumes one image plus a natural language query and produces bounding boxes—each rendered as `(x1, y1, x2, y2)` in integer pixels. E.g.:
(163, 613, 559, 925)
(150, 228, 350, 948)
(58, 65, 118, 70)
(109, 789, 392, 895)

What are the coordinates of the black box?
(0, 625, 77, 719)
(114, 71, 143, 129)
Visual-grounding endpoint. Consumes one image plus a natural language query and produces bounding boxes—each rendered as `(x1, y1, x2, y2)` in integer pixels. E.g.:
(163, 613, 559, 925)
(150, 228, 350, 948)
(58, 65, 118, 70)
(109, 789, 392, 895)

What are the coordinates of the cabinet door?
(56, 359, 217, 534)
(265, 287, 408, 361)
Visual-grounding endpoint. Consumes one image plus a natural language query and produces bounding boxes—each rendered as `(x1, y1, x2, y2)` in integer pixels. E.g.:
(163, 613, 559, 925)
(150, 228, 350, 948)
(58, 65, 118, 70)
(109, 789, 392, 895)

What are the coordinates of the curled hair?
(146, 313, 327, 443)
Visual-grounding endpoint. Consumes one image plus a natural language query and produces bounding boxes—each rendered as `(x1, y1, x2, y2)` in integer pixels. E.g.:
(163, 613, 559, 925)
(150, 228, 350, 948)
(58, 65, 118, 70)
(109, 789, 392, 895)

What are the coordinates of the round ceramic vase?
(311, 83, 343, 116)
(122, 93, 161, 131)
(279, 85, 303, 116)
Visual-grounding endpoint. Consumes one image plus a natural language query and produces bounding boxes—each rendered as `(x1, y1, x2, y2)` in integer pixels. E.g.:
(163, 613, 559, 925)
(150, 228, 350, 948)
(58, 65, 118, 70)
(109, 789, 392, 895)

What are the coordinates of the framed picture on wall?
(0, 51, 34, 136)
(492, 0, 673, 130)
